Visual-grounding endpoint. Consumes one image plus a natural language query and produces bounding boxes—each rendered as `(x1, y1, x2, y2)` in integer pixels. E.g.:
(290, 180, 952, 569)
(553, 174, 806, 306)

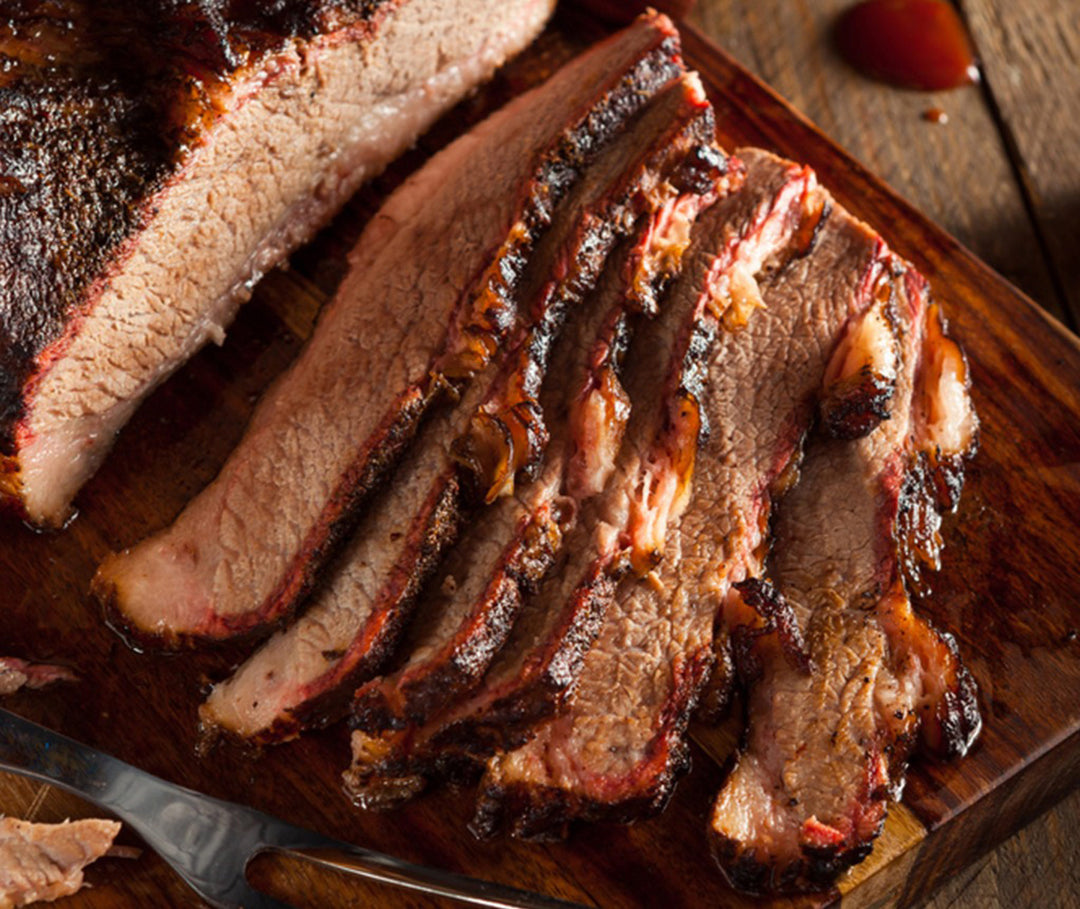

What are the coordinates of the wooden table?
(686, 1, 1080, 905)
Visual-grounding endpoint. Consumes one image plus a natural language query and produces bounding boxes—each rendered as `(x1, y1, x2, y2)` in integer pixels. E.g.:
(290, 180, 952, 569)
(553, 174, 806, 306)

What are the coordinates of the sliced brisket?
(342, 214, 683, 806)
(345, 70, 724, 750)
(473, 150, 900, 839)
(197, 376, 487, 743)
(0, 0, 554, 527)
(709, 263, 979, 896)
(341, 173, 735, 803)
(200, 53, 719, 744)
(93, 12, 688, 647)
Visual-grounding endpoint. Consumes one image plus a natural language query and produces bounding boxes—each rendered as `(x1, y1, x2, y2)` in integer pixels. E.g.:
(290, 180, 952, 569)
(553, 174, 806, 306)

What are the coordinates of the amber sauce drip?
(835, 0, 979, 91)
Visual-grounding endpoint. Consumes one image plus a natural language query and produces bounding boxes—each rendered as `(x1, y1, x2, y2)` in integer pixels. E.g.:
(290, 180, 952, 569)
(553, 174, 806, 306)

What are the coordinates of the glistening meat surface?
(0, 0, 554, 527)
(93, 12, 687, 647)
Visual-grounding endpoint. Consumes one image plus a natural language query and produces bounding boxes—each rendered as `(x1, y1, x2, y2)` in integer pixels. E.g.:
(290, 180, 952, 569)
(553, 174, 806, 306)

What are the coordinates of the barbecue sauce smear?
(835, 0, 979, 91)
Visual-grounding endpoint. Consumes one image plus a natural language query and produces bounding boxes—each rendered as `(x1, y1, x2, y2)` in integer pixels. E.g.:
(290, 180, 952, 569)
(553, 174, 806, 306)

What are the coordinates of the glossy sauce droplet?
(836, 0, 979, 91)
(923, 107, 949, 123)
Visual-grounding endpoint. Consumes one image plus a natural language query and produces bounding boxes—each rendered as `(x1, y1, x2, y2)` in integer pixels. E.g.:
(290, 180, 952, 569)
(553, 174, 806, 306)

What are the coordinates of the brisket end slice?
(1, 0, 556, 527)
(708, 257, 979, 896)
(92, 11, 688, 648)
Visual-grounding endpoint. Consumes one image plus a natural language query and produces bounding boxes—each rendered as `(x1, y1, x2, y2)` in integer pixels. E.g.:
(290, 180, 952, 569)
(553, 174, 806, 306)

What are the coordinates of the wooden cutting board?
(2, 9, 1079, 908)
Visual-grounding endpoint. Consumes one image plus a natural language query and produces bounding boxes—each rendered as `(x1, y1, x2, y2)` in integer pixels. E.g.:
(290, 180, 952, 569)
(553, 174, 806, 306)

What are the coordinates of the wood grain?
(1, 8, 1080, 909)
(959, 0, 1080, 329)
(686, 0, 1069, 325)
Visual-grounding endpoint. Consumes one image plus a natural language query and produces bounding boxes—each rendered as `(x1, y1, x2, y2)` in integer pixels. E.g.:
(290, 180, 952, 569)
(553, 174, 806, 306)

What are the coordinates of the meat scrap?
(0, 660, 76, 697)
(0, 817, 121, 908)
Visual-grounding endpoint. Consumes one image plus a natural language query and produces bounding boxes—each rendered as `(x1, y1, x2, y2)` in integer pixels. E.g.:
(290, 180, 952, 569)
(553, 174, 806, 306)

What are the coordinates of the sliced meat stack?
(472, 149, 832, 836)
(94, 11, 692, 647)
(84, 11, 980, 899)
(472, 148, 977, 892)
(0, 0, 556, 527)
(343, 184, 717, 805)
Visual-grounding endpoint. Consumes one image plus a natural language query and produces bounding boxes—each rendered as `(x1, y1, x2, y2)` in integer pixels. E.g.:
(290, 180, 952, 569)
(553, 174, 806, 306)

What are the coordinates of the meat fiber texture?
(0, 817, 120, 909)
(0, 0, 555, 527)
(93, 10, 689, 649)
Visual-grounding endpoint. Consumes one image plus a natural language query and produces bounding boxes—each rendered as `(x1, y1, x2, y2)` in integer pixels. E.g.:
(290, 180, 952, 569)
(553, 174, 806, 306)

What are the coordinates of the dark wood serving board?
(3, 9, 1079, 908)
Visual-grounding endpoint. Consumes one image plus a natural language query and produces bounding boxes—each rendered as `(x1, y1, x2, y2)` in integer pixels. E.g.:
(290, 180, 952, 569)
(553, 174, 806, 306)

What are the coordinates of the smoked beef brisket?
(472, 149, 827, 837)
(342, 173, 723, 804)
(0, 0, 554, 526)
(345, 74, 726, 777)
(94, 12, 687, 647)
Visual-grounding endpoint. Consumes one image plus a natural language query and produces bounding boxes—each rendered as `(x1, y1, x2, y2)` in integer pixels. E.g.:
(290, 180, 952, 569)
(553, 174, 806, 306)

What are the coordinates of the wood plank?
(960, 1, 1080, 334)
(2, 11, 1080, 908)
(686, 0, 1068, 324)
(922, 782, 1080, 908)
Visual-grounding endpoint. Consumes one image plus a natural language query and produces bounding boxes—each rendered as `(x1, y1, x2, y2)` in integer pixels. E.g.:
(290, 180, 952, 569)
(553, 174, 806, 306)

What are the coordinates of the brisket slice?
(197, 373, 487, 744)
(0, 0, 555, 528)
(346, 73, 724, 742)
(93, 12, 687, 648)
(472, 150, 899, 840)
(198, 60, 717, 744)
(709, 267, 979, 896)
(0, 817, 120, 908)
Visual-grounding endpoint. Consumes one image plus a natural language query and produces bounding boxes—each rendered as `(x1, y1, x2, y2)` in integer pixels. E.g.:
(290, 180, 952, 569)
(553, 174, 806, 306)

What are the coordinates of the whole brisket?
(0, 0, 554, 526)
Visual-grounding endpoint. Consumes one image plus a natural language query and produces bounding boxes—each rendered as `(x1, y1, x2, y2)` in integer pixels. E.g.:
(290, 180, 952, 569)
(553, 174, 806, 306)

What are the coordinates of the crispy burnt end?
(819, 274, 900, 440)
(728, 578, 811, 683)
